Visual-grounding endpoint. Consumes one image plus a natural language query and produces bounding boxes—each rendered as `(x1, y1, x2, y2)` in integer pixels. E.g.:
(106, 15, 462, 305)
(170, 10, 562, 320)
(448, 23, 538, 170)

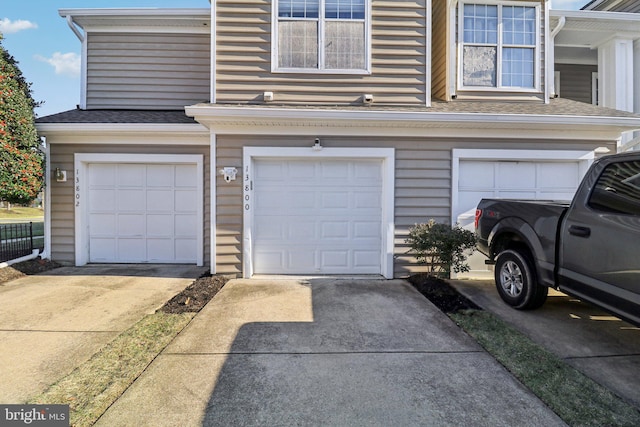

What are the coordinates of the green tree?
(0, 34, 44, 207)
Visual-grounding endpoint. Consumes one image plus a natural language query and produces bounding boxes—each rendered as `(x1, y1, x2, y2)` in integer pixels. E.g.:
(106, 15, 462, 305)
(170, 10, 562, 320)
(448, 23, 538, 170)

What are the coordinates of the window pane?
(502, 6, 535, 47)
(325, 0, 365, 20)
(279, 0, 319, 18)
(502, 47, 534, 88)
(279, 21, 318, 68)
(463, 4, 497, 45)
(325, 21, 365, 69)
(463, 45, 496, 86)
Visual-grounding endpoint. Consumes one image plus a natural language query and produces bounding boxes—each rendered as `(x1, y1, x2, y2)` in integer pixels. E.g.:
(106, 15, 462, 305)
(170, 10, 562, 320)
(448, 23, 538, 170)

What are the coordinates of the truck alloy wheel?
(494, 249, 547, 310)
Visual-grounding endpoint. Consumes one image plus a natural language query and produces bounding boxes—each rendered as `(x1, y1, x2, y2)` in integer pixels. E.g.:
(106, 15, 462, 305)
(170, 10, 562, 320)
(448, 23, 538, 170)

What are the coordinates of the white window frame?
(457, 1, 541, 92)
(271, 0, 372, 74)
(242, 147, 394, 278)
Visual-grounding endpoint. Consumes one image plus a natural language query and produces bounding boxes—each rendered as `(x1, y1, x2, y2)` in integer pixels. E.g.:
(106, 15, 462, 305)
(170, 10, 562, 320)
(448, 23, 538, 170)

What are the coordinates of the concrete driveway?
(97, 278, 565, 426)
(0, 264, 205, 403)
(450, 279, 640, 411)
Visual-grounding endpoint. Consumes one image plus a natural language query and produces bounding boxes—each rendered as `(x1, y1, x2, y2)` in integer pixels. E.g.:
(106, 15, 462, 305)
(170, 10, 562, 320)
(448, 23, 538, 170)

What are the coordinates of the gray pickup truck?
(475, 152, 640, 326)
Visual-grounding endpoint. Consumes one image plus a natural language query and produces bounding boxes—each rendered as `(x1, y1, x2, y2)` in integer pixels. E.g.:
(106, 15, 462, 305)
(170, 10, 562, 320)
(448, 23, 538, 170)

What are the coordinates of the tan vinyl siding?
(215, 0, 428, 105)
(86, 33, 211, 109)
(556, 63, 597, 105)
(431, 0, 448, 100)
(48, 144, 210, 266)
(214, 135, 613, 277)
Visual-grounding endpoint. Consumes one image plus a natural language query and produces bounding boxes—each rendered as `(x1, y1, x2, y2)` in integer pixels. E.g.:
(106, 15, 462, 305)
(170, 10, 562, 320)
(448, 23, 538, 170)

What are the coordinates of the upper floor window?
(274, 0, 369, 73)
(459, 2, 539, 90)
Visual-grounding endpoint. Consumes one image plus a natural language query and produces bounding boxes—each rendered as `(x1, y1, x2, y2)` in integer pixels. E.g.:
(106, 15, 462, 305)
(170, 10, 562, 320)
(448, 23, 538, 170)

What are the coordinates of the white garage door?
(87, 163, 199, 263)
(456, 158, 585, 277)
(253, 158, 383, 275)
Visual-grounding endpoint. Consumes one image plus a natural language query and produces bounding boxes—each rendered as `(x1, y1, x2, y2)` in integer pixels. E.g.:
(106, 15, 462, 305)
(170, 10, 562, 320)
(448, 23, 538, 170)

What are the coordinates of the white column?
(597, 38, 634, 112)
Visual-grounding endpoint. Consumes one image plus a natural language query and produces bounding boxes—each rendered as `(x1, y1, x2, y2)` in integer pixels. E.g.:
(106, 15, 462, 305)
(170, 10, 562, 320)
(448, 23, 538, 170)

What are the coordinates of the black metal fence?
(0, 222, 34, 263)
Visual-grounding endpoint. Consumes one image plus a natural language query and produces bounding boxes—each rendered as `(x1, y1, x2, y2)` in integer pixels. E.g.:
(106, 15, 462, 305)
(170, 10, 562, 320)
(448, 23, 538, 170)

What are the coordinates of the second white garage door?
(252, 158, 383, 275)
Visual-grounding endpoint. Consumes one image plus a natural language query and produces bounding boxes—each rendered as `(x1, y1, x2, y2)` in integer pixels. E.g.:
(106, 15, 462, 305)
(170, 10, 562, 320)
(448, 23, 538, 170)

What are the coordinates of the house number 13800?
(244, 166, 250, 210)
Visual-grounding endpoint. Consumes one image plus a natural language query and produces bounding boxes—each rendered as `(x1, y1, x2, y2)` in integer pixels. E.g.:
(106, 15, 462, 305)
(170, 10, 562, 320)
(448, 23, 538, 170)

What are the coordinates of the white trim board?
(242, 147, 395, 279)
(73, 153, 204, 266)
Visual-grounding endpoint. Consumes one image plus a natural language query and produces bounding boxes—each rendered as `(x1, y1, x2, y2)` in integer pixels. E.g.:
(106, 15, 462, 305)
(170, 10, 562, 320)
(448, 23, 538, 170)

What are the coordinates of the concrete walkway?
(0, 264, 205, 403)
(450, 279, 640, 411)
(97, 278, 565, 426)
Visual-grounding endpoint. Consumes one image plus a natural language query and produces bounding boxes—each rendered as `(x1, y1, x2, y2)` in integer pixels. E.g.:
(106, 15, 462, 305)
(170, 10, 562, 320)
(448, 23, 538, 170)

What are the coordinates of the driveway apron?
(0, 264, 205, 403)
(97, 278, 566, 427)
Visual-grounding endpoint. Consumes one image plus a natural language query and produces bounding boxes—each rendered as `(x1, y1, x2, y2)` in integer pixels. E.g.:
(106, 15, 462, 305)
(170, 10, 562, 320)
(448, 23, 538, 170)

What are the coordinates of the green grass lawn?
(0, 206, 44, 220)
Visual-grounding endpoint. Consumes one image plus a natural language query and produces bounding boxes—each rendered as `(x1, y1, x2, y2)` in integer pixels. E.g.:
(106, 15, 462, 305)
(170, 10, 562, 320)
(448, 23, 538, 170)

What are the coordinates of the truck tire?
(494, 249, 547, 310)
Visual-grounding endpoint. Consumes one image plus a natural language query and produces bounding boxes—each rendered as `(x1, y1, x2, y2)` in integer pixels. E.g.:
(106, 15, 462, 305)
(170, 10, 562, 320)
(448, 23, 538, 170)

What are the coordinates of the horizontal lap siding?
(86, 33, 211, 109)
(48, 144, 210, 266)
(215, 136, 614, 277)
(215, 0, 428, 105)
(556, 63, 596, 105)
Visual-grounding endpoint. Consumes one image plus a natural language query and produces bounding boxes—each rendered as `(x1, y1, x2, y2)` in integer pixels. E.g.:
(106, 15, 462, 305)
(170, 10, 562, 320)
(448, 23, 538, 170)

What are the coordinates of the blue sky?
(2, 0, 587, 118)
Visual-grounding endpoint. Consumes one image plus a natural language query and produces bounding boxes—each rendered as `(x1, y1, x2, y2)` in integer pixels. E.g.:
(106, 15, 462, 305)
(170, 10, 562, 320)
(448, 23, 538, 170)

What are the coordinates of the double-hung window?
(275, 0, 369, 73)
(460, 2, 539, 90)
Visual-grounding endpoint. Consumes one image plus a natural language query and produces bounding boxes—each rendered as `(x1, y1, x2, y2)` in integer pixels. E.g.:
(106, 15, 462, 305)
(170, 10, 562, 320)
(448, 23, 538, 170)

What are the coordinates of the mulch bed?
(407, 273, 480, 313)
(158, 274, 229, 314)
(0, 258, 61, 285)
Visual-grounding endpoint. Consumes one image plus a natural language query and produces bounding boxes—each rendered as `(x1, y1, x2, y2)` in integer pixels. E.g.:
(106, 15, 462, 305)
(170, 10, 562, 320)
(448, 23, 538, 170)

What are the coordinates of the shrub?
(406, 220, 477, 278)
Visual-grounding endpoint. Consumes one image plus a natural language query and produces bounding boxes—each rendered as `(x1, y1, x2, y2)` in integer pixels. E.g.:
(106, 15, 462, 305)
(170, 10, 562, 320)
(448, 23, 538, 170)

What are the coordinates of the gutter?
(547, 15, 566, 100)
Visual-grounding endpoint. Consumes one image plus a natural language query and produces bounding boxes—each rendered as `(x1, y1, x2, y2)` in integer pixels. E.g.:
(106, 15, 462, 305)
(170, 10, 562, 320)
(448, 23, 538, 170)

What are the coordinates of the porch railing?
(0, 222, 34, 263)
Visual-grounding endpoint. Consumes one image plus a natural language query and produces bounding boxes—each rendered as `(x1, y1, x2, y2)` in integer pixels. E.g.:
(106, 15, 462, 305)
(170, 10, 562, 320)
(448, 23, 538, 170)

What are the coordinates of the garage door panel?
(118, 164, 145, 186)
(89, 214, 116, 235)
(146, 214, 173, 236)
(90, 238, 115, 261)
(175, 214, 197, 236)
(538, 163, 580, 188)
(322, 192, 349, 208)
(89, 164, 116, 186)
(459, 161, 494, 187)
(175, 164, 197, 187)
(321, 251, 349, 268)
(146, 165, 174, 187)
(118, 238, 145, 261)
(118, 189, 145, 211)
(118, 214, 145, 236)
(89, 189, 115, 211)
(354, 221, 381, 238)
(321, 222, 349, 239)
(147, 239, 173, 261)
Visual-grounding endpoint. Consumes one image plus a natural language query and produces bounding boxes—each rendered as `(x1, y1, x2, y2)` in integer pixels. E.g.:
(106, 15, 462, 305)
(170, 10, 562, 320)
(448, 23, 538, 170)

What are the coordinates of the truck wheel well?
(491, 234, 533, 262)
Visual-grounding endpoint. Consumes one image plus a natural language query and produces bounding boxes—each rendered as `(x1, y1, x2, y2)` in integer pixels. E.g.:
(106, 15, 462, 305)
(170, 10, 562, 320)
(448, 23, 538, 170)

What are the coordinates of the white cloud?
(0, 18, 38, 34)
(35, 52, 81, 78)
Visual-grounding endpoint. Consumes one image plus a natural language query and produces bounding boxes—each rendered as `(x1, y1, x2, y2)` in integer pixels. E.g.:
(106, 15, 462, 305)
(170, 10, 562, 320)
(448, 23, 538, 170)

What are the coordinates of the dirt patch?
(158, 274, 229, 314)
(407, 273, 480, 313)
(0, 258, 61, 285)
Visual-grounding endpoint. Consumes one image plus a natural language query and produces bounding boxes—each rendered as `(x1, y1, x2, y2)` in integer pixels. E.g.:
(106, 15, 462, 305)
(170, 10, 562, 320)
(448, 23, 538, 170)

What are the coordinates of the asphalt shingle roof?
(36, 109, 198, 124)
(35, 98, 640, 125)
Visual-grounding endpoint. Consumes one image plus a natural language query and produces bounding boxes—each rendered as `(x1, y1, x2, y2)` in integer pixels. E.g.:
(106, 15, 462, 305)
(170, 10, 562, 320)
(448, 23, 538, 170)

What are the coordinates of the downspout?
(547, 15, 566, 103)
(65, 15, 84, 42)
(64, 15, 87, 109)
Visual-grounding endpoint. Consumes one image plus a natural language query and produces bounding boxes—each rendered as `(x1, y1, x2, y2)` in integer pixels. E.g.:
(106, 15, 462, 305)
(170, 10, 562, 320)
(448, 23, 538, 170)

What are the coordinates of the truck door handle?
(569, 225, 591, 238)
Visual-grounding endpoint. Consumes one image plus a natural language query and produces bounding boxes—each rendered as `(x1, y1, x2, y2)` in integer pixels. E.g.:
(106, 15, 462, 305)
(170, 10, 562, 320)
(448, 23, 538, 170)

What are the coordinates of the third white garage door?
(252, 158, 383, 275)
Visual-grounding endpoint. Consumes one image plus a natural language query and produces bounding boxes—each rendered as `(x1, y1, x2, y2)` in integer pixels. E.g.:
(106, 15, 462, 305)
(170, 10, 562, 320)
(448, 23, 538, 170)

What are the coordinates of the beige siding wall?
(215, 0, 428, 105)
(556, 63, 597, 105)
(48, 144, 210, 266)
(215, 135, 613, 277)
(86, 33, 211, 109)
